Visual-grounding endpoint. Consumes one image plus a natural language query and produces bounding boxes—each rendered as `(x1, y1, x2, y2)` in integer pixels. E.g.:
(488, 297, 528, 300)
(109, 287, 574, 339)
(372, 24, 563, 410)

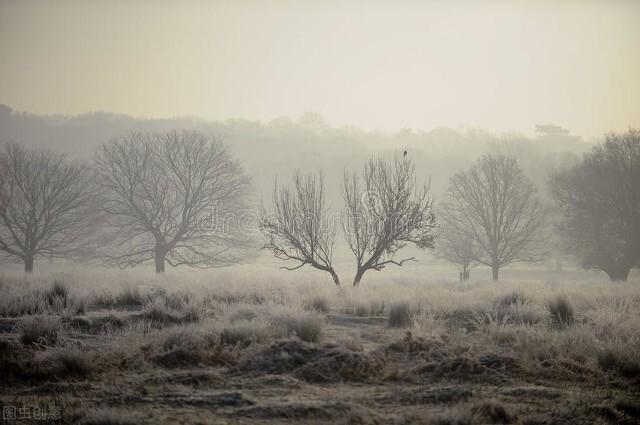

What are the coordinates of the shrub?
(471, 401, 513, 424)
(615, 398, 640, 419)
(597, 349, 640, 378)
(270, 310, 323, 342)
(492, 303, 545, 326)
(142, 299, 181, 323)
(69, 315, 126, 334)
(0, 339, 32, 381)
(18, 315, 61, 346)
(149, 328, 237, 368)
(115, 287, 143, 306)
(388, 302, 412, 328)
(494, 291, 528, 309)
(350, 301, 385, 317)
(548, 296, 575, 326)
(45, 280, 69, 304)
(295, 349, 385, 383)
(220, 320, 269, 346)
(141, 296, 203, 326)
(304, 296, 330, 313)
(34, 348, 93, 378)
(228, 307, 258, 322)
(163, 291, 193, 311)
(237, 339, 323, 374)
(354, 303, 370, 317)
(0, 291, 46, 317)
(92, 315, 126, 333)
(41, 280, 86, 314)
(370, 301, 386, 316)
(181, 304, 204, 322)
(491, 291, 542, 324)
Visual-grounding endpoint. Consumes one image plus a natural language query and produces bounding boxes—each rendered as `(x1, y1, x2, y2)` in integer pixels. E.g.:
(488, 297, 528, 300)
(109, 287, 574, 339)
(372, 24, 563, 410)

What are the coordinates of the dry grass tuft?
(471, 400, 514, 424)
(237, 338, 384, 383)
(18, 315, 61, 346)
(0, 339, 33, 381)
(615, 398, 640, 420)
(597, 348, 640, 378)
(303, 296, 330, 313)
(220, 320, 270, 346)
(140, 296, 203, 326)
(295, 349, 385, 383)
(115, 286, 144, 306)
(348, 300, 386, 317)
(0, 279, 85, 316)
(33, 347, 94, 378)
(548, 295, 575, 327)
(146, 325, 238, 368)
(268, 307, 324, 342)
(76, 409, 138, 425)
(494, 291, 529, 308)
(388, 302, 413, 328)
(424, 410, 474, 425)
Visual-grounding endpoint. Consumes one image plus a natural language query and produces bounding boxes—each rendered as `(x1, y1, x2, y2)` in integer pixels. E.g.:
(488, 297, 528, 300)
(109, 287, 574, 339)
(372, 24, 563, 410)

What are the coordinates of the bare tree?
(443, 155, 546, 280)
(260, 172, 340, 285)
(0, 144, 93, 272)
(550, 129, 640, 281)
(435, 221, 479, 281)
(95, 130, 252, 272)
(343, 156, 436, 286)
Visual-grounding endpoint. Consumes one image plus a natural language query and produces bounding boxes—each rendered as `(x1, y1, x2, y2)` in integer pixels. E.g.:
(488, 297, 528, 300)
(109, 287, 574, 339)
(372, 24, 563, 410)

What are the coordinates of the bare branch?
(550, 129, 640, 281)
(0, 143, 94, 272)
(343, 156, 436, 286)
(260, 171, 340, 285)
(441, 154, 546, 280)
(94, 130, 253, 272)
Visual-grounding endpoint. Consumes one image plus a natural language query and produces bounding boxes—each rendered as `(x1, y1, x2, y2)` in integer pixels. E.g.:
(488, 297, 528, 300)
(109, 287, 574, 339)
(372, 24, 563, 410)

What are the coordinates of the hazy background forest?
(0, 104, 593, 281)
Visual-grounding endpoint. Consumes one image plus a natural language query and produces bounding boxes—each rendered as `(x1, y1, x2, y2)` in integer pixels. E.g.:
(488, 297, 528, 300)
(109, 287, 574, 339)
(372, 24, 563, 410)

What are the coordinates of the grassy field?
(1, 267, 639, 425)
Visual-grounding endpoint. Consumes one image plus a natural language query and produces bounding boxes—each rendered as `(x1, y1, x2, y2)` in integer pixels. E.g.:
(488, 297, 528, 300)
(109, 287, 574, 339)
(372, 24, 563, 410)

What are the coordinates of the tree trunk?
(603, 265, 631, 282)
(353, 267, 366, 287)
(154, 247, 166, 273)
(491, 264, 499, 281)
(328, 269, 341, 286)
(462, 263, 470, 281)
(24, 255, 34, 273)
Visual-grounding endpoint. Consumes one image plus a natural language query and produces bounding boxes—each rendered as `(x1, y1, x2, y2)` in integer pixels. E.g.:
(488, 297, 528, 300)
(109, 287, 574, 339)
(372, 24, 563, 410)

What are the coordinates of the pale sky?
(1, 0, 638, 138)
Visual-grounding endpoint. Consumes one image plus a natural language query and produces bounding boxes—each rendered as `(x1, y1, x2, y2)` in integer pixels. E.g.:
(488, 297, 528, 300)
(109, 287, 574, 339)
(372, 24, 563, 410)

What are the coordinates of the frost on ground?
(1, 270, 639, 425)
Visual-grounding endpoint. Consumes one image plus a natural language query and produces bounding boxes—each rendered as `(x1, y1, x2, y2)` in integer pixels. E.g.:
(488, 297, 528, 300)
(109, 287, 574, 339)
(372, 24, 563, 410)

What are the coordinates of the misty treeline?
(0, 106, 637, 282)
(0, 130, 252, 274)
(261, 129, 639, 284)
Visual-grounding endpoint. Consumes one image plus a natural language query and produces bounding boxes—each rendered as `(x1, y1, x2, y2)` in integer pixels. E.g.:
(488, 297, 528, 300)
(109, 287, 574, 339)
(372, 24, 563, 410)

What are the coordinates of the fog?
(1, 0, 639, 138)
(2, 2, 640, 423)
(1, 0, 638, 281)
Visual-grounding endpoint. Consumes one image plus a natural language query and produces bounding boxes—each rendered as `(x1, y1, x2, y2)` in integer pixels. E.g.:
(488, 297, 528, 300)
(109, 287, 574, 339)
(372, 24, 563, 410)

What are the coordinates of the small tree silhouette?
(0, 144, 93, 272)
(343, 156, 436, 286)
(442, 154, 546, 280)
(95, 130, 252, 272)
(260, 172, 340, 285)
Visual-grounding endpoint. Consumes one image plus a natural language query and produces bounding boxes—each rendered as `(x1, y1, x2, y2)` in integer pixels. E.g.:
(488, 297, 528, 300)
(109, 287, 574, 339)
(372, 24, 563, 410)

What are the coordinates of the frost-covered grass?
(1, 266, 639, 383)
